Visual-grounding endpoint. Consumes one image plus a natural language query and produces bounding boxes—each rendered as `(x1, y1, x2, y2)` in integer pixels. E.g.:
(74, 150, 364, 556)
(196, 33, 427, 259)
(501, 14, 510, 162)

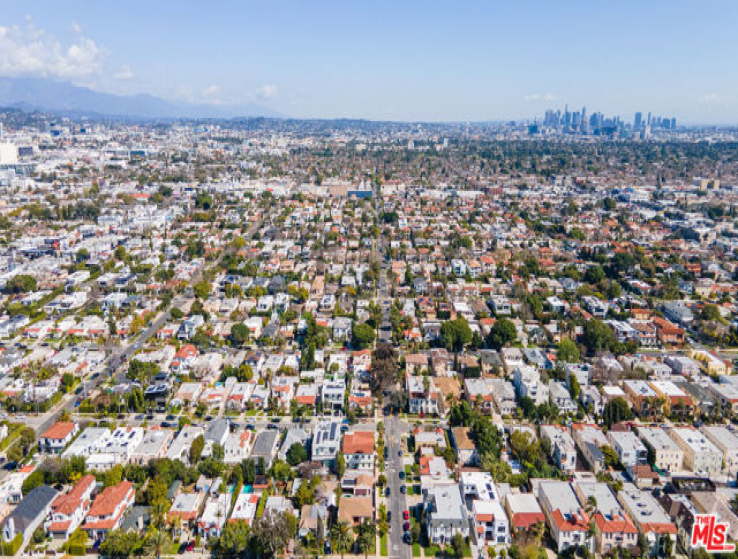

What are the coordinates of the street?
(385, 416, 411, 559)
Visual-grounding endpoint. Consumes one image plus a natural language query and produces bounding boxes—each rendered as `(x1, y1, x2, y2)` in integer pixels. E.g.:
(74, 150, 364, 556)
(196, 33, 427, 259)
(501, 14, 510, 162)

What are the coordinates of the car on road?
(246, 424, 256, 430)
(387, 511, 391, 522)
(385, 487, 390, 497)
(267, 424, 278, 430)
(400, 485, 406, 494)
(398, 450, 402, 456)
(403, 532, 412, 544)
(403, 510, 409, 520)
(178, 543, 187, 554)
(186, 541, 195, 552)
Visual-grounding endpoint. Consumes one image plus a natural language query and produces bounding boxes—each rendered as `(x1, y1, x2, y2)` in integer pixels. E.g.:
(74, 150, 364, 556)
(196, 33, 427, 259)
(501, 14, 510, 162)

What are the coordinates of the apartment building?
(637, 427, 683, 473)
(617, 483, 676, 556)
(669, 427, 723, 476)
(702, 426, 738, 475)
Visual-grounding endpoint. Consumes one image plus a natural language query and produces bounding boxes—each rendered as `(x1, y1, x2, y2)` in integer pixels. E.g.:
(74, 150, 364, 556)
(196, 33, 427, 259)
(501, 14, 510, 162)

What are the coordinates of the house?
(571, 424, 608, 474)
(224, 430, 255, 465)
(62, 428, 112, 460)
(130, 429, 174, 465)
(312, 421, 342, 466)
(460, 472, 510, 545)
(540, 425, 577, 473)
(2, 485, 58, 547)
(537, 481, 593, 554)
(322, 380, 346, 415)
(548, 381, 577, 414)
(617, 483, 676, 556)
(250, 430, 280, 468)
(451, 427, 477, 466)
(167, 492, 205, 536)
(607, 430, 648, 468)
(45, 475, 96, 539)
(229, 489, 260, 525)
(39, 422, 78, 454)
(504, 493, 545, 536)
(343, 431, 375, 471)
(406, 374, 439, 416)
(573, 482, 638, 555)
(278, 427, 310, 462)
(337, 495, 373, 527)
(423, 484, 469, 545)
(198, 493, 232, 538)
(513, 366, 549, 406)
(166, 425, 204, 465)
(82, 481, 136, 541)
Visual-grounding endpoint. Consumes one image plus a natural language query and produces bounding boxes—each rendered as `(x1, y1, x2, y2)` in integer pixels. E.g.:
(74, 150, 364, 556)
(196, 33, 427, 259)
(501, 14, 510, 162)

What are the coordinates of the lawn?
(405, 464, 412, 476)
(424, 544, 440, 557)
(380, 534, 388, 556)
(406, 484, 414, 496)
(413, 543, 421, 557)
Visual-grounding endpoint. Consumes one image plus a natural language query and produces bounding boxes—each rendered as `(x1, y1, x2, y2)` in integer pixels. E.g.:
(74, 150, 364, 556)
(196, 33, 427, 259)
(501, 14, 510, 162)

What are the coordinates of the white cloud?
(524, 93, 556, 102)
(699, 92, 724, 105)
(0, 20, 108, 81)
(114, 65, 134, 80)
(203, 85, 220, 97)
(70, 21, 82, 35)
(256, 84, 277, 99)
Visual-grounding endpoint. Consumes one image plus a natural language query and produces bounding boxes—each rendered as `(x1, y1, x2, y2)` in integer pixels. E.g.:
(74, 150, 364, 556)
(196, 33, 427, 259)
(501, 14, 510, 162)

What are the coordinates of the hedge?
(0, 534, 23, 556)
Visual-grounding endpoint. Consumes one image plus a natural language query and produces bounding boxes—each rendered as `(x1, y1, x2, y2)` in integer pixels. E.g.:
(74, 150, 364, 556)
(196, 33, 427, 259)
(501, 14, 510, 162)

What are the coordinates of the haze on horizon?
(0, 0, 736, 124)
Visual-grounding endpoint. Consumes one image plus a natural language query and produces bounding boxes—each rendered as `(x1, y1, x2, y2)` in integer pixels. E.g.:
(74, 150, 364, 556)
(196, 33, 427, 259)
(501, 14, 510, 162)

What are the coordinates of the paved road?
(385, 417, 411, 559)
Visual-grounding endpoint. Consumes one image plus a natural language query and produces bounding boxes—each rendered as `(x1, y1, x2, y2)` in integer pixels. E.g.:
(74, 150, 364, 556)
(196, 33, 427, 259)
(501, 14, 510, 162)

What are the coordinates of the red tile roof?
(41, 421, 76, 440)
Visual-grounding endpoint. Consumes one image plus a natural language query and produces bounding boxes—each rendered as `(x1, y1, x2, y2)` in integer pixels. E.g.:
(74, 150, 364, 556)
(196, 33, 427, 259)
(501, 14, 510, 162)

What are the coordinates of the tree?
(333, 452, 346, 477)
(22, 469, 45, 495)
(190, 435, 205, 464)
(371, 343, 398, 394)
(568, 373, 581, 401)
(557, 337, 580, 363)
(252, 512, 293, 558)
(145, 529, 172, 559)
(487, 318, 517, 350)
(193, 280, 212, 300)
(584, 266, 605, 284)
(352, 323, 376, 350)
(451, 533, 466, 559)
(215, 520, 251, 558)
(99, 530, 142, 558)
(5, 274, 37, 293)
(449, 401, 473, 427)
(355, 519, 376, 559)
(231, 323, 249, 345)
(582, 319, 618, 354)
(440, 317, 473, 352)
(330, 521, 353, 559)
(602, 397, 634, 428)
(286, 443, 308, 466)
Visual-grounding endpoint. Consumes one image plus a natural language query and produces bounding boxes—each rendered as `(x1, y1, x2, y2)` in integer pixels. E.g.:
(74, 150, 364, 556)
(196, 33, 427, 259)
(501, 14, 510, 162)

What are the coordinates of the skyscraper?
(634, 112, 642, 130)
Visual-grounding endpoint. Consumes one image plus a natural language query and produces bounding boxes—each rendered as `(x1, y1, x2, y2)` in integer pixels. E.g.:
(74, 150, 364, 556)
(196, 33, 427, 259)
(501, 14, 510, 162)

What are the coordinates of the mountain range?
(0, 77, 281, 120)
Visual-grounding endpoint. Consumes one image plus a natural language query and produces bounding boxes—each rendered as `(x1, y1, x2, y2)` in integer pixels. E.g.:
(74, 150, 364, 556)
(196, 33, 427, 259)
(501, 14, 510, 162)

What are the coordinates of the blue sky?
(0, 0, 737, 123)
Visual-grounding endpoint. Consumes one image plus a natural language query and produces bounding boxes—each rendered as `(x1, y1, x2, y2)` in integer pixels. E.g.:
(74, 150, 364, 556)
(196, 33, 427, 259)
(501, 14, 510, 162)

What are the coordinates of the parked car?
(403, 510, 410, 520)
(400, 485, 406, 494)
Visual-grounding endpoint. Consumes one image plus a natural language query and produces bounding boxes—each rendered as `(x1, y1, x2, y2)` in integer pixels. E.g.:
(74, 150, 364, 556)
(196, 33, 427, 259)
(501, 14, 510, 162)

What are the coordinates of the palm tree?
(355, 519, 376, 559)
(331, 521, 353, 559)
(145, 529, 171, 559)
